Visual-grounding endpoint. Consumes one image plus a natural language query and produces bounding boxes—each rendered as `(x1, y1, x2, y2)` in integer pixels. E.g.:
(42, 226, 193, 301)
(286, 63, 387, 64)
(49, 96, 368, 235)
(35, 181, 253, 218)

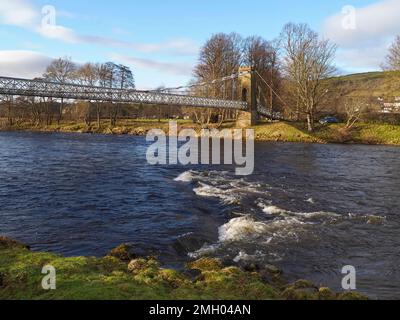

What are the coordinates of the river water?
(0, 132, 399, 299)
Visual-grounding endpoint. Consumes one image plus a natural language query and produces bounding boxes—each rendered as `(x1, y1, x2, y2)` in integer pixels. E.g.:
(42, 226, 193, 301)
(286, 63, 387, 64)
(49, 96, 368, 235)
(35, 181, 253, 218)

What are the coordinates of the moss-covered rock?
(281, 280, 319, 300)
(292, 279, 318, 290)
(127, 258, 151, 275)
(158, 269, 188, 288)
(187, 258, 223, 272)
(108, 244, 136, 262)
(0, 237, 371, 300)
(318, 287, 336, 300)
(338, 291, 369, 300)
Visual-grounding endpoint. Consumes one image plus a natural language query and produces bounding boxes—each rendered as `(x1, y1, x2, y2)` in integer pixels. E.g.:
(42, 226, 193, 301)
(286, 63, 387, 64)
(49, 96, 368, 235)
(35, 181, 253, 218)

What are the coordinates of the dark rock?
(0, 236, 29, 250)
(263, 264, 282, 275)
(182, 269, 202, 281)
(242, 263, 259, 272)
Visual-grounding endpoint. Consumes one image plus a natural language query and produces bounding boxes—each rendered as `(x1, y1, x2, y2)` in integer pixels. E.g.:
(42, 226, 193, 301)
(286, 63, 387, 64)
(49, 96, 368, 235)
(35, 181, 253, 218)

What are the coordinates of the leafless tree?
(342, 97, 369, 129)
(100, 62, 135, 126)
(280, 23, 337, 131)
(383, 35, 400, 71)
(243, 36, 281, 118)
(75, 63, 100, 126)
(43, 57, 77, 124)
(193, 33, 243, 127)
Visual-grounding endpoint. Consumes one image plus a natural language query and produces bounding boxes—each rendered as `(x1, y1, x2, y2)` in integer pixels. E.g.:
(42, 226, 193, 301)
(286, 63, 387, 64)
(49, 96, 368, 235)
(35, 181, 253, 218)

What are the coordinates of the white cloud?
(110, 53, 194, 76)
(0, 0, 198, 56)
(323, 0, 400, 71)
(0, 0, 37, 27)
(0, 50, 53, 78)
(134, 39, 199, 55)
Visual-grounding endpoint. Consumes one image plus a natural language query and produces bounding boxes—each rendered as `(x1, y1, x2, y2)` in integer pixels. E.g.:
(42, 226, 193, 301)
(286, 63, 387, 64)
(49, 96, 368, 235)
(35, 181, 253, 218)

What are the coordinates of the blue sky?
(0, 0, 398, 89)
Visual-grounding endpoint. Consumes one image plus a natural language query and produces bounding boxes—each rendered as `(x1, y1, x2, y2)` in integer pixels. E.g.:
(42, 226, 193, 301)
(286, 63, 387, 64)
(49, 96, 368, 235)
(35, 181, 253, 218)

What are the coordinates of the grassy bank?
(253, 122, 400, 145)
(0, 236, 368, 300)
(2, 119, 400, 146)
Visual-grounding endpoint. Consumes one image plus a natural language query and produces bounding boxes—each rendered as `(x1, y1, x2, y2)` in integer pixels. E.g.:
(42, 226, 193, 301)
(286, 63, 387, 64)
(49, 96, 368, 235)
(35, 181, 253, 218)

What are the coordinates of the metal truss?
(0, 76, 248, 110)
(257, 104, 283, 120)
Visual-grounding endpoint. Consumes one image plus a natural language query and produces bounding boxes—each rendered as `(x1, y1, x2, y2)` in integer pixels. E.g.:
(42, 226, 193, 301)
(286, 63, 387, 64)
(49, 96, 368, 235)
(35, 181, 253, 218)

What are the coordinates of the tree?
(43, 57, 77, 124)
(100, 62, 135, 126)
(74, 63, 100, 126)
(243, 36, 281, 118)
(383, 36, 400, 71)
(280, 23, 337, 132)
(193, 33, 243, 127)
(342, 97, 369, 129)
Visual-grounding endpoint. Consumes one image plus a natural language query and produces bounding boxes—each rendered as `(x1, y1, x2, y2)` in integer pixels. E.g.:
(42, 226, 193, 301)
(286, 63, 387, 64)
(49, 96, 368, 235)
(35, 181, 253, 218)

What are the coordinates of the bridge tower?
(236, 67, 258, 127)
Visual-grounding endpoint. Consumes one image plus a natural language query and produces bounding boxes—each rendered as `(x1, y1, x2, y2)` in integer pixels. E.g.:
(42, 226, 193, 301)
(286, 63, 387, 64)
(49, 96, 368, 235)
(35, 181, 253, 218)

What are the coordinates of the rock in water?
(0, 236, 29, 250)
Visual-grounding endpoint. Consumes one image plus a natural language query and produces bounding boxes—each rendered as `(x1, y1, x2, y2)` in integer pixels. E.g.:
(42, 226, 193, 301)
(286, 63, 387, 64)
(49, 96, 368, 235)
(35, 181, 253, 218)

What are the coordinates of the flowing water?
(0, 131, 399, 299)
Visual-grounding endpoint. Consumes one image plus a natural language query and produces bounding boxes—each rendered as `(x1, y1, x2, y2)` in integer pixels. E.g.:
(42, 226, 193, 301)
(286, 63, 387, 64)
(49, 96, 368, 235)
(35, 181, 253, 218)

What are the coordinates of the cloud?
(134, 39, 199, 55)
(0, 50, 53, 78)
(323, 0, 400, 71)
(0, 0, 198, 55)
(36, 24, 198, 55)
(0, 0, 37, 27)
(110, 53, 194, 76)
(323, 0, 400, 48)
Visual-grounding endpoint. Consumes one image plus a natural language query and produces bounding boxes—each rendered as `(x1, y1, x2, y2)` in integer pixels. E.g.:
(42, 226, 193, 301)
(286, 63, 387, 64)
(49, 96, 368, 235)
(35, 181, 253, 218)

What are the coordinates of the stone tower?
(236, 66, 258, 128)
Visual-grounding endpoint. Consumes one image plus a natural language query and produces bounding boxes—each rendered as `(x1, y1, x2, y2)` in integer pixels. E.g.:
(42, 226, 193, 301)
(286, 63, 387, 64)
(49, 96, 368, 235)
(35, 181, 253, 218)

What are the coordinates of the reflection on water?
(0, 132, 399, 299)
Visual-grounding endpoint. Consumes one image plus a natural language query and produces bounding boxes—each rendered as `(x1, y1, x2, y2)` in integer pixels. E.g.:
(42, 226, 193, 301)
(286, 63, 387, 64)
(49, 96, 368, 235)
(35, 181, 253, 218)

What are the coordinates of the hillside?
(328, 71, 400, 98)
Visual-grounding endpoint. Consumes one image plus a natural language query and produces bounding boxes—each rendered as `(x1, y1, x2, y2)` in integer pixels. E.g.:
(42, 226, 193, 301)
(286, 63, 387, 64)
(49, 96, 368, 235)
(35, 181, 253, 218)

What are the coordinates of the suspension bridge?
(0, 67, 279, 126)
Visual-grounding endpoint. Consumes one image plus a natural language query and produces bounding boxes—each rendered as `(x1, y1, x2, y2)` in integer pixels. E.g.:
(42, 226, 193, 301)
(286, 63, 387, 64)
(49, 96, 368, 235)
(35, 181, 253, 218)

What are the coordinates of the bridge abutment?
(236, 67, 258, 128)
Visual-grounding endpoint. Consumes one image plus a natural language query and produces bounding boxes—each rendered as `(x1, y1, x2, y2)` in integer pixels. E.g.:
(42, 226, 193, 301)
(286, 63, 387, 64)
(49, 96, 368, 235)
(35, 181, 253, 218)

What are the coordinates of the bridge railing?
(0, 76, 248, 110)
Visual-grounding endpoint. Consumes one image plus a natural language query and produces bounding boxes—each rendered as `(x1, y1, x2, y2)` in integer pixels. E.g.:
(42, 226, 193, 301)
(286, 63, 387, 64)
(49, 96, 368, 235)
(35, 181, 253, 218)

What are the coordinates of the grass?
(253, 121, 400, 145)
(0, 237, 368, 300)
(327, 70, 400, 98)
(3, 118, 400, 146)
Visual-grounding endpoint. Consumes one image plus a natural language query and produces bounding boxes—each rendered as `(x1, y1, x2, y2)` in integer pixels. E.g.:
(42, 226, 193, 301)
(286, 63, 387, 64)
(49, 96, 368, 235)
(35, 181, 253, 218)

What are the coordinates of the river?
(0, 131, 399, 299)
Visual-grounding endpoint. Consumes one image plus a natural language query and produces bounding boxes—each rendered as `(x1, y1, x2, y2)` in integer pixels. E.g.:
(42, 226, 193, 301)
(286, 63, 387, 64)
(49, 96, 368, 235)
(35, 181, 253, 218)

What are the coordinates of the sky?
(0, 0, 399, 89)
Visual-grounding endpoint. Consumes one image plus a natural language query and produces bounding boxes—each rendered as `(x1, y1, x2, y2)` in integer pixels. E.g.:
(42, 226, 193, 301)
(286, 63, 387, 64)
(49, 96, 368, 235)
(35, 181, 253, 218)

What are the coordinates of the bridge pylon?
(236, 67, 258, 128)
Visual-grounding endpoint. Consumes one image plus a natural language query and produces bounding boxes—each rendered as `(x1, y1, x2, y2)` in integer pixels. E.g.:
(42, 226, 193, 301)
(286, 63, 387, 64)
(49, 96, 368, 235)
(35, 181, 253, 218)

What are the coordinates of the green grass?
(0, 239, 280, 300)
(3, 117, 400, 146)
(0, 237, 369, 300)
(253, 121, 400, 145)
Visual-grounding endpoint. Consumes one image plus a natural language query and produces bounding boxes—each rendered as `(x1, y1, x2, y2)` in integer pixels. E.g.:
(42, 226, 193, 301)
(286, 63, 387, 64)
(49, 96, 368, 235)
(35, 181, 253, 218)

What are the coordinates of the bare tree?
(383, 35, 400, 71)
(280, 23, 337, 131)
(342, 97, 369, 129)
(75, 63, 100, 126)
(193, 33, 243, 127)
(43, 57, 77, 124)
(243, 36, 281, 118)
(100, 62, 135, 126)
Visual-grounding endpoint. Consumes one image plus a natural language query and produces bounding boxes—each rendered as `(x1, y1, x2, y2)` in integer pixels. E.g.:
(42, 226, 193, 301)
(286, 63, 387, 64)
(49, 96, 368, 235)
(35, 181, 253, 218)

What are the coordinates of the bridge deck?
(0, 76, 248, 110)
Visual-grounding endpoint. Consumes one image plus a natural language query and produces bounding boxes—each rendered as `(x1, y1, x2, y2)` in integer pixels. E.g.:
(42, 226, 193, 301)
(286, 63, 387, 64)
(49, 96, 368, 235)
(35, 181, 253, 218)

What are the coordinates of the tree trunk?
(58, 98, 64, 125)
(307, 113, 314, 132)
(7, 97, 13, 126)
(96, 103, 101, 129)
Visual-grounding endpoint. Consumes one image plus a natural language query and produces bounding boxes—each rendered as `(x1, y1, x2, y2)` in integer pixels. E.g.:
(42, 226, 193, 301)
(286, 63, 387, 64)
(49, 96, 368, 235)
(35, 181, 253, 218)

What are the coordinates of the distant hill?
(327, 71, 400, 99)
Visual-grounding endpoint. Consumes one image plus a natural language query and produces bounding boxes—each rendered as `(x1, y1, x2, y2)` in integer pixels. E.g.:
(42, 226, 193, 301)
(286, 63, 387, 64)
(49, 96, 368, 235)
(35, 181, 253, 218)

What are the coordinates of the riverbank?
(0, 236, 368, 300)
(2, 119, 400, 146)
